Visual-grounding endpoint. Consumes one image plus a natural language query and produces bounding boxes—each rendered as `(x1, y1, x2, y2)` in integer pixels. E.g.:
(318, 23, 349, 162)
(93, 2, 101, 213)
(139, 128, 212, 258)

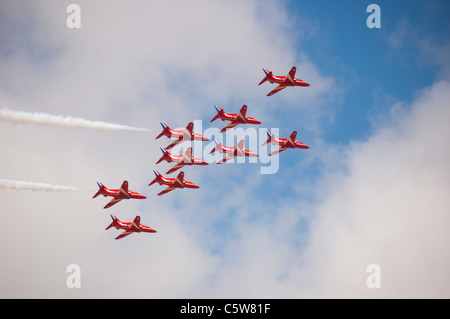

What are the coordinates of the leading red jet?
(258, 66, 310, 96)
(156, 147, 208, 174)
(148, 170, 199, 196)
(262, 130, 309, 156)
(156, 122, 209, 150)
(93, 180, 146, 209)
(106, 215, 157, 240)
(210, 105, 261, 132)
(210, 138, 258, 164)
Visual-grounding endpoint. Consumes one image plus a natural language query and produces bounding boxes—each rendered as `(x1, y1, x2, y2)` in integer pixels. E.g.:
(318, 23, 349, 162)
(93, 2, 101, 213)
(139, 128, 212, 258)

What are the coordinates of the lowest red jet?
(258, 66, 310, 96)
(148, 170, 199, 196)
(210, 138, 258, 164)
(262, 130, 309, 156)
(156, 147, 208, 174)
(106, 215, 156, 240)
(210, 105, 261, 132)
(156, 122, 209, 150)
(93, 180, 146, 209)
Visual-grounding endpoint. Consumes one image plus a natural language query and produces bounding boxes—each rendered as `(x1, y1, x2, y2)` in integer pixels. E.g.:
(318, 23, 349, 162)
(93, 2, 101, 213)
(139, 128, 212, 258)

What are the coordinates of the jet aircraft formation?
(93, 67, 310, 239)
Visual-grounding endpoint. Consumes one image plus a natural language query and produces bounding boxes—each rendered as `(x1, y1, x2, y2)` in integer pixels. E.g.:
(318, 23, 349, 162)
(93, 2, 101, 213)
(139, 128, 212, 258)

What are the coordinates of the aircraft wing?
(269, 146, 289, 156)
(182, 147, 193, 163)
(104, 197, 123, 209)
(115, 230, 133, 240)
(236, 104, 247, 121)
(236, 139, 246, 154)
(130, 216, 141, 232)
(182, 122, 194, 140)
(157, 186, 176, 196)
(267, 84, 287, 96)
(118, 180, 129, 197)
(218, 154, 237, 164)
(220, 121, 240, 133)
(284, 66, 296, 84)
(165, 139, 183, 150)
(286, 131, 298, 147)
(174, 171, 185, 187)
(166, 148, 191, 173)
(166, 162, 186, 174)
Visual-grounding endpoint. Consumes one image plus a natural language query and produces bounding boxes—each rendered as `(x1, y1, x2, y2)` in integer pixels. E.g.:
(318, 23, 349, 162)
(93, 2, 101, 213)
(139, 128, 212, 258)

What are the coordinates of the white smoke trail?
(0, 178, 82, 192)
(0, 108, 150, 132)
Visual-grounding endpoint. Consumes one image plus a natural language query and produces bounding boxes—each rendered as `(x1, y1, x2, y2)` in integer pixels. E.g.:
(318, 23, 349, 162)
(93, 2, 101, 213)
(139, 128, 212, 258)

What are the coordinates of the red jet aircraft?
(210, 105, 261, 132)
(210, 138, 258, 164)
(156, 147, 208, 174)
(93, 180, 146, 209)
(148, 170, 199, 196)
(262, 130, 309, 156)
(258, 66, 310, 96)
(156, 122, 209, 150)
(106, 215, 157, 240)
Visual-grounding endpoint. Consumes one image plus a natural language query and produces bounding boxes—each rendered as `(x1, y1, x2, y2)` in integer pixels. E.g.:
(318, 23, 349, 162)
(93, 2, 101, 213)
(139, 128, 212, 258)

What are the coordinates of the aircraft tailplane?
(105, 214, 117, 230)
(148, 170, 161, 186)
(261, 131, 274, 146)
(209, 138, 222, 154)
(93, 182, 105, 198)
(156, 122, 169, 139)
(156, 148, 167, 164)
(210, 106, 223, 122)
(258, 68, 272, 85)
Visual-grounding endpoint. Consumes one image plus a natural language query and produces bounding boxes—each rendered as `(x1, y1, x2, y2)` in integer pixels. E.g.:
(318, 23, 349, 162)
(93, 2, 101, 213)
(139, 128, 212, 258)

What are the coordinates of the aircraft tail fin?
(148, 170, 161, 186)
(105, 214, 118, 230)
(258, 68, 271, 85)
(156, 147, 168, 164)
(93, 182, 105, 198)
(156, 122, 169, 139)
(209, 138, 222, 154)
(261, 130, 274, 146)
(210, 106, 223, 122)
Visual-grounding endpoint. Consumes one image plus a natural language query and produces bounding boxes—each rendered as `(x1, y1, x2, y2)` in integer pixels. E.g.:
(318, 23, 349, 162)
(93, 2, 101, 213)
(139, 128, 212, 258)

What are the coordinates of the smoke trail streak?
(0, 108, 150, 132)
(0, 178, 83, 192)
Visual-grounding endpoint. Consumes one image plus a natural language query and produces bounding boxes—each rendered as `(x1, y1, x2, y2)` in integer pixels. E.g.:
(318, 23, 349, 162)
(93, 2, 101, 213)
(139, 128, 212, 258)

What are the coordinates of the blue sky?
(209, 0, 450, 207)
(1, 0, 449, 298)
(233, 0, 450, 209)
(284, 0, 450, 144)
(184, 0, 450, 271)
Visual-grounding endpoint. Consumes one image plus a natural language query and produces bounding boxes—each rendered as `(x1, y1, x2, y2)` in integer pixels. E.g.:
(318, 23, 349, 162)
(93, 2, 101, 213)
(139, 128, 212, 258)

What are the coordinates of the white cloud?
(298, 80, 450, 298)
(2, 0, 448, 299)
(0, 0, 328, 298)
(165, 80, 450, 299)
